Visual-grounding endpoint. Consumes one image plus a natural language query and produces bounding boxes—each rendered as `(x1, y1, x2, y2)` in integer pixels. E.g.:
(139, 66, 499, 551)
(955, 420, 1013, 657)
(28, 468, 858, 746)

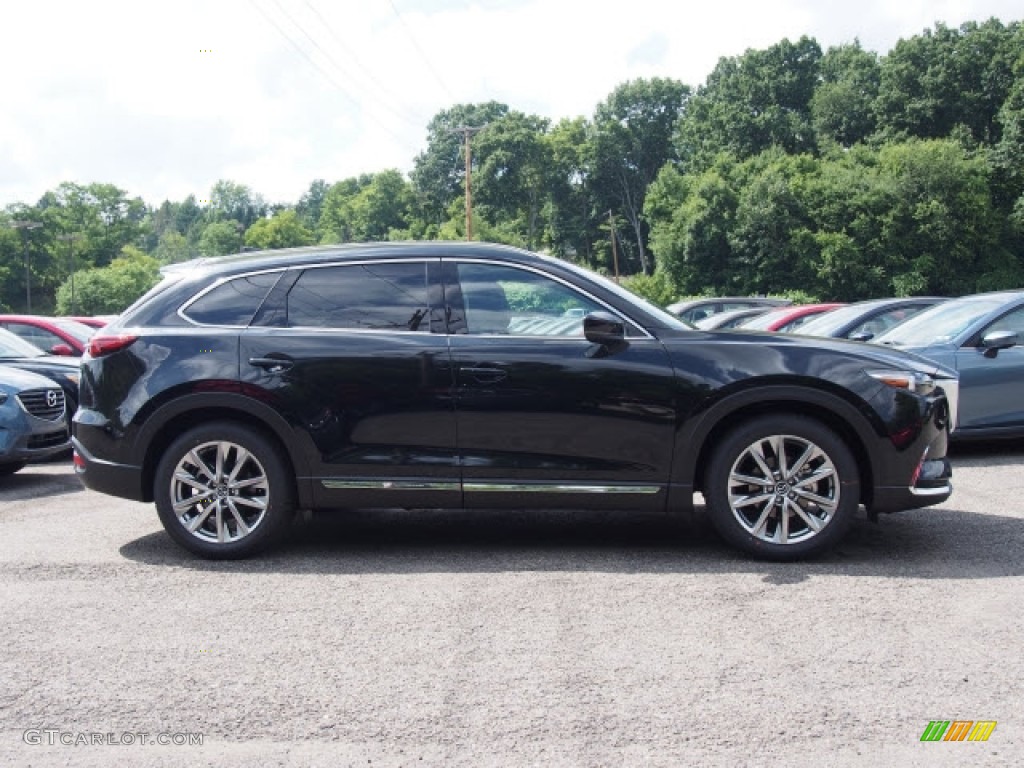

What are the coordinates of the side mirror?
(583, 311, 626, 346)
(848, 331, 874, 342)
(980, 330, 1018, 357)
(50, 343, 75, 356)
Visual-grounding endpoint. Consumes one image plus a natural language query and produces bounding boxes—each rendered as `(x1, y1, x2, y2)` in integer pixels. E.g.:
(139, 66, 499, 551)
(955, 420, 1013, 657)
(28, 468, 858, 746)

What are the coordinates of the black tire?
(0, 462, 27, 476)
(154, 422, 295, 559)
(704, 414, 860, 560)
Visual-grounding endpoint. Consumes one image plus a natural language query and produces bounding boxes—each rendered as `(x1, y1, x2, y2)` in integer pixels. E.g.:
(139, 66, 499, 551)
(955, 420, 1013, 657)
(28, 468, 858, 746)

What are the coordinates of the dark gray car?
(0, 365, 71, 475)
(873, 290, 1024, 439)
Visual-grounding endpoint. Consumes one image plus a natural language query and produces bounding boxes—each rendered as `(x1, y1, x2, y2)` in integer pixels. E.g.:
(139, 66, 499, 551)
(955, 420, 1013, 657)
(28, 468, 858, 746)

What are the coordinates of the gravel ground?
(1, 441, 1022, 767)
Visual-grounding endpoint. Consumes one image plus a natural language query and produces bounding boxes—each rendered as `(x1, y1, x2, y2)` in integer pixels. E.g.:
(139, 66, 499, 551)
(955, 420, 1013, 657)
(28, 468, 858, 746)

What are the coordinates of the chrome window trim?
(448, 258, 655, 340)
(178, 267, 291, 329)
(177, 258, 434, 329)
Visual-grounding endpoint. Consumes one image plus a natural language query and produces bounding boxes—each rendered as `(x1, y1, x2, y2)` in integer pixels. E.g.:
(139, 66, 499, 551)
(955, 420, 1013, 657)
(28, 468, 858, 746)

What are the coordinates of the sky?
(1, 0, 1021, 209)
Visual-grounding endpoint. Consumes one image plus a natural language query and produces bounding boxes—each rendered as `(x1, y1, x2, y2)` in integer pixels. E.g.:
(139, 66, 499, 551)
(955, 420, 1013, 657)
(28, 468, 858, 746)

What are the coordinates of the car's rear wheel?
(704, 415, 860, 560)
(154, 422, 294, 559)
(0, 462, 27, 476)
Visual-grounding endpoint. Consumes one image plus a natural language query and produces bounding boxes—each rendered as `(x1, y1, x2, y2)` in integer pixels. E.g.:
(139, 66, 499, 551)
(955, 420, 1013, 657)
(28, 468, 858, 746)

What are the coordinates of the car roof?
(160, 241, 541, 278)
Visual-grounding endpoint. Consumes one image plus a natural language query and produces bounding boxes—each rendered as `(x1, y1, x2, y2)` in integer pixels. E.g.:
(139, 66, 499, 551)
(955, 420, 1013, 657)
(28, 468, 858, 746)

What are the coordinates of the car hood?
(661, 330, 958, 380)
(0, 354, 80, 371)
(0, 365, 62, 391)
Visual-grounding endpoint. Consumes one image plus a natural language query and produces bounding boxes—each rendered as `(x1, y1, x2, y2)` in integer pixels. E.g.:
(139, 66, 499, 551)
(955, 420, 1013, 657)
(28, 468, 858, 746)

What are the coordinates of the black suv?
(73, 243, 957, 560)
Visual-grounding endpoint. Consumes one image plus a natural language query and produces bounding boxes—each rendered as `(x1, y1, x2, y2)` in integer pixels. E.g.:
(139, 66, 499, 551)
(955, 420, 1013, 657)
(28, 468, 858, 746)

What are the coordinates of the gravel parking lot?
(1, 442, 1022, 767)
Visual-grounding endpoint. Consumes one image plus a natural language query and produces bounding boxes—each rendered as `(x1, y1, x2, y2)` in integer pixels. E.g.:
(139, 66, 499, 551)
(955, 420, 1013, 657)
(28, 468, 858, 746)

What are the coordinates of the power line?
(248, 0, 420, 153)
(385, 0, 456, 102)
(302, 0, 431, 128)
(269, 0, 424, 131)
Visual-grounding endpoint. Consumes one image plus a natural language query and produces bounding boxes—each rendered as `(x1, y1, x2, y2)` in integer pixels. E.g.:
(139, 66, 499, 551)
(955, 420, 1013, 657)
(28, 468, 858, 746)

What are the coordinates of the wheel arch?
(135, 393, 312, 506)
(679, 385, 882, 509)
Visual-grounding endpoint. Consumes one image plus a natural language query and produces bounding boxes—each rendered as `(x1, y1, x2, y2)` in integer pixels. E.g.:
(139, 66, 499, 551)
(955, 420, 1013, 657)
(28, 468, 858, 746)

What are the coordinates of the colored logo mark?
(920, 720, 996, 742)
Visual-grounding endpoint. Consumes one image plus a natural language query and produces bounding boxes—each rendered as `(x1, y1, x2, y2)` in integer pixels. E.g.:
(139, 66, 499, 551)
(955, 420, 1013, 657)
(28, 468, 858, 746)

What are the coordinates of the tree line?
(1, 18, 1021, 314)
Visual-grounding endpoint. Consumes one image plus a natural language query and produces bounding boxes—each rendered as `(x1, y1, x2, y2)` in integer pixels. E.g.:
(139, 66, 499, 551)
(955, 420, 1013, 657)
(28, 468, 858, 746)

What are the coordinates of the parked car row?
(676, 291, 1023, 439)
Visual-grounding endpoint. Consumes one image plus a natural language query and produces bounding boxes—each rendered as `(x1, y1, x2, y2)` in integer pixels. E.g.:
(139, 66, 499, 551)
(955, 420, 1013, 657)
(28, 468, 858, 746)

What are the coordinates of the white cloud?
(1, 0, 1020, 208)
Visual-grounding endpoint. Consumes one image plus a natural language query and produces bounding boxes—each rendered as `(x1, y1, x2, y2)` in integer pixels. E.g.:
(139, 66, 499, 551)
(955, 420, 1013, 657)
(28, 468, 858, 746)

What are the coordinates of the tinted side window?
(456, 263, 604, 336)
(287, 262, 429, 331)
(7, 324, 62, 352)
(984, 306, 1024, 338)
(184, 273, 281, 326)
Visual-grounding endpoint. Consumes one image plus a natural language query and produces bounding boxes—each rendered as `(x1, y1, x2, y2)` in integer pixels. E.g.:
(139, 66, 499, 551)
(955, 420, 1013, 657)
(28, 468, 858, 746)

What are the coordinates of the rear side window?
(287, 262, 429, 331)
(183, 273, 281, 326)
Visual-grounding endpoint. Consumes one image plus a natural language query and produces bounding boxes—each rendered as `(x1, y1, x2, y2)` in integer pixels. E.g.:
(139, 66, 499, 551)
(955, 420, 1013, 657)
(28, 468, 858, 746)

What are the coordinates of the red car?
(65, 315, 118, 329)
(737, 303, 846, 333)
(0, 315, 96, 356)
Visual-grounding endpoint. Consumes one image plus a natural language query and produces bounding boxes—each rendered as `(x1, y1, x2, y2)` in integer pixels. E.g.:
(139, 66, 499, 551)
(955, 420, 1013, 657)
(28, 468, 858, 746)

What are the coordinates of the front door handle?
(248, 356, 294, 373)
(460, 366, 508, 383)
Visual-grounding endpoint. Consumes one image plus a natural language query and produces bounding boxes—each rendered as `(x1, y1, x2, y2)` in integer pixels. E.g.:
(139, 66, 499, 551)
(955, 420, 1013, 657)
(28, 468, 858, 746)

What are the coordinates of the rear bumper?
(72, 436, 147, 501)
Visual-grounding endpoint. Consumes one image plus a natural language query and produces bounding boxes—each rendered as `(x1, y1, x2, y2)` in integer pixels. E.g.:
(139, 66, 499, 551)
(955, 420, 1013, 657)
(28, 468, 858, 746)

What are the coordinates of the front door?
(443, 260, 678, 511)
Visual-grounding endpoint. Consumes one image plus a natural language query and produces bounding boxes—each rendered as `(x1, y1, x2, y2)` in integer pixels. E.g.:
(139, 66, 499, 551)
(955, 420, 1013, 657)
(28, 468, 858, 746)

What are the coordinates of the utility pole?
(450, 125, 485, 241)
(606, 210, 620, 282)
(10, 220, 42, 311)
(57, 234, 82, 315)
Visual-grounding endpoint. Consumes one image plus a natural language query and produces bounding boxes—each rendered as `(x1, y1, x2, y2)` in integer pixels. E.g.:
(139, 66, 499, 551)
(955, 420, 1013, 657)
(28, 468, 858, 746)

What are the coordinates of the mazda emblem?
(46, 390, 58, 408)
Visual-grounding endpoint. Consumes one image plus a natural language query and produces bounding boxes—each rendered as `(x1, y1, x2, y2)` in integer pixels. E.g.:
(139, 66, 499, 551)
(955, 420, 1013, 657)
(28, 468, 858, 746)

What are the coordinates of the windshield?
(51, 319, 96, 343)
(874, 297, 1006, 346)
(0, 328, 46, 358)
(739, 308, 792, 330)
(798, 303, 887, 337)
(551, 258, 693, 331)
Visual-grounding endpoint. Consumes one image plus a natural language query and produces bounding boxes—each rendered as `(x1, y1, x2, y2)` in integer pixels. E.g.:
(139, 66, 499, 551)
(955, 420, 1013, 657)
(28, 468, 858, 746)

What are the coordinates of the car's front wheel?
(154, 422, 295, 559)
(0, 462, 26, 476)
(704, 415, 860, 560)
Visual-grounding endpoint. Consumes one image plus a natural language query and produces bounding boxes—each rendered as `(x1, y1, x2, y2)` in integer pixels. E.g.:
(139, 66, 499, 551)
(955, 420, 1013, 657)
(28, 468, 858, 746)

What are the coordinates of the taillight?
(86, 334, 138, 357)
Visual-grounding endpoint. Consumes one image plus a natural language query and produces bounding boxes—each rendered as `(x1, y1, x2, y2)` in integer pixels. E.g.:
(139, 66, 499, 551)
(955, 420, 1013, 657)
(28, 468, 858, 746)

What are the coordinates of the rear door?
(443, 259, 678, 511)
(239, 258, 460, 508)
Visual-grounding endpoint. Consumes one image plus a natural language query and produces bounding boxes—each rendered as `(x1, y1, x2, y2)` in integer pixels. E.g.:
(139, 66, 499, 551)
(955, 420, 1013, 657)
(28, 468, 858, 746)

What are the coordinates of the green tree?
(197, 220, 243, 257)
(244, 210, 314, 250)
(589, 78, 691, 274)
(811, 42, 880, 147)
(645, 156, 741, 295)
(206, 180, 268, 228)
(152, 230, 192, 264)
(473, 112, 552, 248)
(543, 117, 596, 262)
(55, 246, 160, 314)
(676, 37, 822, 169)
(410, 102, 511, 227)
(875, 20, 1023, 144)
(348, 170, 415, 241)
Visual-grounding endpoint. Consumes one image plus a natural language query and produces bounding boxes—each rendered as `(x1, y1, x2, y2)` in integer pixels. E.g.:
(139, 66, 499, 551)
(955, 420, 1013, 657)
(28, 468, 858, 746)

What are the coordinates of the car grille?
(17, 388, 66, 421)
(28, 429, 69, 450)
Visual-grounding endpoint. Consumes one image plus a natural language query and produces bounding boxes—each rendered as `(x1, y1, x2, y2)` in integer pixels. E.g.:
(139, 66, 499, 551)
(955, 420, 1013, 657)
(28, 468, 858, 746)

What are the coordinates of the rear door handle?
(460, 366, 508, 383)
(248, 356, 294, 373)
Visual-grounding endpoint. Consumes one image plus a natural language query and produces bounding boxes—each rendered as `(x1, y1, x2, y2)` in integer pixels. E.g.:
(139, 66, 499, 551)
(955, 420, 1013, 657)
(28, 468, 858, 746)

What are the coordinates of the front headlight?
(867, 369, 936, 396)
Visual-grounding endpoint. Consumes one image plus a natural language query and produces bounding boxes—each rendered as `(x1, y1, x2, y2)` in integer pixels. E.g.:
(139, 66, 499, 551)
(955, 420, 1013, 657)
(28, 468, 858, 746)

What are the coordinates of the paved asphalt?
(1, 440, 1022, 767)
